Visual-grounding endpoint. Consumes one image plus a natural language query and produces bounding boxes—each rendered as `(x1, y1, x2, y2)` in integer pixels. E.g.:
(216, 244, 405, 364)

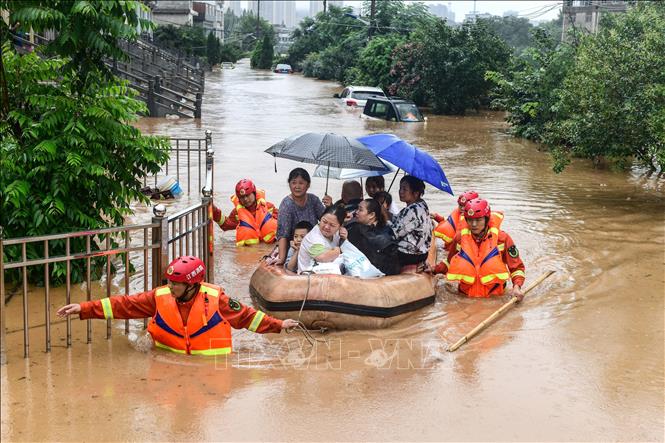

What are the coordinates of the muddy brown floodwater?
(2, 60, 664, 442)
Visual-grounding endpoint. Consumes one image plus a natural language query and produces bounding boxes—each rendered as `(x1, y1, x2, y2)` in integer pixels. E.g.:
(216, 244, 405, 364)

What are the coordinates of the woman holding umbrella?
(391, 176, 432, 273)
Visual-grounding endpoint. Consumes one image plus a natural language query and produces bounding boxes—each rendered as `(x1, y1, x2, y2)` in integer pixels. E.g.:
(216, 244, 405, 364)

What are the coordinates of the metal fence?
(144, 130, 212, 195)
(1, 135, 216, 364)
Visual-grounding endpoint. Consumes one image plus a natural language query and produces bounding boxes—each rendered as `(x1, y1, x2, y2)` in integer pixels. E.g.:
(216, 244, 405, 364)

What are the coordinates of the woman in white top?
(297, 206, 348, 273)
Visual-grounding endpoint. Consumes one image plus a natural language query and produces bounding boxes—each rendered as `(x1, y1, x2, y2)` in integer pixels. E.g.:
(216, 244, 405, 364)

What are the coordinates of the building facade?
(225, 0, 243, 17)
(247, 0, 296, 27)
(309, 0, 343, 18)
(562, 0, 628, 38)
(428, 2, 456, 23)
(193, 1, 225, 40)
(152, 0, 198, 27)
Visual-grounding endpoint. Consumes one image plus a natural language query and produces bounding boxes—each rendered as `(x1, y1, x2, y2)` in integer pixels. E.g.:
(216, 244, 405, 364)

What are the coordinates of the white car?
(221, 62, 235, 69)
(334, 85, 385, 109)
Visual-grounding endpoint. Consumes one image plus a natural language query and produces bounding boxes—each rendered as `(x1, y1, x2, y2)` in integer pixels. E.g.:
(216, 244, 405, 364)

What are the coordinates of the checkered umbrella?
(266, 133, 389, 193)
(265, 132, 388, 171)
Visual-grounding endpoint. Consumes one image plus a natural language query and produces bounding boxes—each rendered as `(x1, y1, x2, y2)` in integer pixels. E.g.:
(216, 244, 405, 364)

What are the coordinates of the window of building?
(585, 11, 592, 22)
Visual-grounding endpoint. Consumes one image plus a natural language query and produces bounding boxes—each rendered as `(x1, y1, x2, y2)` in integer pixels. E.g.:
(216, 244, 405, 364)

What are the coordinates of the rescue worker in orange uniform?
(212, 179, 279, 246)
(432, 190, 479, 246)
(57, 256, 298, 355)
(435, 199, 526, 300)
(432, 190, 505, 248)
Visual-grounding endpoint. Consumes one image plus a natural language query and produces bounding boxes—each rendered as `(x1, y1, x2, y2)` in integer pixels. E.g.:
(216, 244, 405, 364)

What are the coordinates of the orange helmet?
(464, 198, 491, 219)
(235, 179, 256, 198)
(458, 190, 479, 207)
(165, 256, 205, 284)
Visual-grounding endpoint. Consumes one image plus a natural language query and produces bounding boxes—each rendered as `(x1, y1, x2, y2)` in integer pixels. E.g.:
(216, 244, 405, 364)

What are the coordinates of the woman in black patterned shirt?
(391, 176, 432, 273)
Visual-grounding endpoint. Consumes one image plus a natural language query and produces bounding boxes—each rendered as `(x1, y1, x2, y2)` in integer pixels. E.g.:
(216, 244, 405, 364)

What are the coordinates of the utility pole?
(256, 0, 261, 39)
(323, 0, 327, 13)
(369, 0, 376, 39)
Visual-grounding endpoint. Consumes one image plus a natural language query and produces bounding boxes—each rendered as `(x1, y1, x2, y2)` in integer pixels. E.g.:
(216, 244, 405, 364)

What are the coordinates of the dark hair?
(287, 167, 311, 184)
(365, 176, 385, 189)
(294, 220, 313, 232)
(374, 191, 392, 207)
(400, 175, 425, 197)
(321, 205, 346, 225)
(363, 198, 386, 227)
(342, 180, 363, 201)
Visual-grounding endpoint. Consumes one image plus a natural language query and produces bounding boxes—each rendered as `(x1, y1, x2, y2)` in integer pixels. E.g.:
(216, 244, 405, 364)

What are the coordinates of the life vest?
(433, 208, 462, 244)
(446, 215, 510, 298)
(434, 209, 504, 245)
(147, 283, 232, 355)
(230, 189, 277, 247)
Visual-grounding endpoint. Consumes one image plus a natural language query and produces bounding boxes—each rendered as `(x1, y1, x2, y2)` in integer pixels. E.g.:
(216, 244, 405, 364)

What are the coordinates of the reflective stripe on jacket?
(147, 283, 233, 355)
(446, 215, 511, 298)
(433, 208, 461, 244)
(231, 189, 277, 247)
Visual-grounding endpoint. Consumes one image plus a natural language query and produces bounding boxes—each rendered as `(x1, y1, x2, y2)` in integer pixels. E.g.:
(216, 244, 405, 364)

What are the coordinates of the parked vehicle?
(274, 63, 293, 74)
(361, 97, 426, 122)
(334, 86, 385, 108)
(221, 62, 235, 69)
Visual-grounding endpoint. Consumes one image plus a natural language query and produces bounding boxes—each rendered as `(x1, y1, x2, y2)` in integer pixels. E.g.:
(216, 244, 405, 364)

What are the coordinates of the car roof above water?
(346, 85, 384, 93)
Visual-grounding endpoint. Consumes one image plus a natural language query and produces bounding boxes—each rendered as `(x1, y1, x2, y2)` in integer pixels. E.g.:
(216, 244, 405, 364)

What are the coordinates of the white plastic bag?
(341, 240, 384, 279)
(310, 262, 343, 275)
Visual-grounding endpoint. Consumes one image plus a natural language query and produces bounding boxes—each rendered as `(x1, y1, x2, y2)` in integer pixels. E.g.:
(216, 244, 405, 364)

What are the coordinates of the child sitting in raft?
(284, 220, 313, 274)
(365, 176, 400, 217)
(374, 191, 395, 223)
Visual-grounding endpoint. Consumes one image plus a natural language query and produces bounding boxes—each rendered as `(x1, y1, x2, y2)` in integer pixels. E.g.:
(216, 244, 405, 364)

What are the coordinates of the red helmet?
(457, 190, 479, 207)
(235, 179, 256, 198)
(164, 256, 206, 284)
(464, 198, 491, 219)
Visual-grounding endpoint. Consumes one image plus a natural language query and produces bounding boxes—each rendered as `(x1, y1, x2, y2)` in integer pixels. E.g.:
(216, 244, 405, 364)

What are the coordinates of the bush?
(1, 1, 170, 285)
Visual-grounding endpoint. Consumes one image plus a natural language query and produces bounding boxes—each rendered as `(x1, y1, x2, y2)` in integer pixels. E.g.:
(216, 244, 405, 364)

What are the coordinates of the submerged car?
(274, 63, 293, 74)
(221, 62, 235, 69)
(361, 97, 426, 122)
(334, 86, 385, 108)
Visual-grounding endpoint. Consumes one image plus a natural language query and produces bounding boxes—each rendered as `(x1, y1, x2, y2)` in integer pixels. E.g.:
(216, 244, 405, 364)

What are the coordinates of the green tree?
(537, 11, 563, 41)
(345, 34, 405, 90)
(250, 34, 274, 69)
(153, 25, 207, 58)
(479, 16, 534, 54)
(1, 1, 170, 284)
(286, 5, 358, 70)
(219, 42, 244, 63)
(486, 29, 575, 142)
(302, 32, 365, 81)
(234, 12, 274, 51)
(206, 32, 220, 66)
(390, 19, 511, 114)
(546, 3, 665, 171)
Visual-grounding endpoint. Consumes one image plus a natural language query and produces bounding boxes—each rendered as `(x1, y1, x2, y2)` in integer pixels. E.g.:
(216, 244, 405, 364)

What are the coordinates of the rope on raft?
(285, 271, 327, 346)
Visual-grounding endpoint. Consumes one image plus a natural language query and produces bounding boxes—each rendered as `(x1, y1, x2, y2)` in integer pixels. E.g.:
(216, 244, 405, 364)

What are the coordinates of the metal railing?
(144, 131, 212, 195)
(1, 134, 216, 364)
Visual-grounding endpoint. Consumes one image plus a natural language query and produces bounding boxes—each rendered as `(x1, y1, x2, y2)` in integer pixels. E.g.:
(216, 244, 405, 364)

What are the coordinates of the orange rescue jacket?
(446, 215, 515, 297)
(231, 189, 277, 246)
(433, 208, 462, 244)
(434, 209, 505, 245)
(147, 283, 233, 355)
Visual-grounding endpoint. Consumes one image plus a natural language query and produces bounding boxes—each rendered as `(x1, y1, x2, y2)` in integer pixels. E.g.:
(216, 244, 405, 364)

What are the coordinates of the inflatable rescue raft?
(249, 262, 436, 330)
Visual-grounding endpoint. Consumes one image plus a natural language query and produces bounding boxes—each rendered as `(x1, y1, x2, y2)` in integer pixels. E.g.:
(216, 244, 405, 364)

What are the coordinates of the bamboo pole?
(447, 270, 556, 352)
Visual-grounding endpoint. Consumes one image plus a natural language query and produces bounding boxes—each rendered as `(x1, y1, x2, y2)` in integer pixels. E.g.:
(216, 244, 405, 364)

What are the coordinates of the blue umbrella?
(357, 133, 453, 195)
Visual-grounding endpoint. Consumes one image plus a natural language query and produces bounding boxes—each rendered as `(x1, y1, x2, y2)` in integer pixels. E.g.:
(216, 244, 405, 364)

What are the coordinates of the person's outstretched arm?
(57, 290, 157, 320)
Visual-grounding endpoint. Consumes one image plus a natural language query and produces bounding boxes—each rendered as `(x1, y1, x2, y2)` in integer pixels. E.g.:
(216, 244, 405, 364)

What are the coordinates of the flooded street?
(2, 60, 664, 441)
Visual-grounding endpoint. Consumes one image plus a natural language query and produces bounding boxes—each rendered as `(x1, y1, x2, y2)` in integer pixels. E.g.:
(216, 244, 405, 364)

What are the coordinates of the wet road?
(2, 59, 664, 441)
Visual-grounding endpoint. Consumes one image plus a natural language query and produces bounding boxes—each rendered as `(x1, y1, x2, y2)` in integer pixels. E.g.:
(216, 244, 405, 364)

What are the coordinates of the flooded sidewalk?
(2, 60, 663, 441)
